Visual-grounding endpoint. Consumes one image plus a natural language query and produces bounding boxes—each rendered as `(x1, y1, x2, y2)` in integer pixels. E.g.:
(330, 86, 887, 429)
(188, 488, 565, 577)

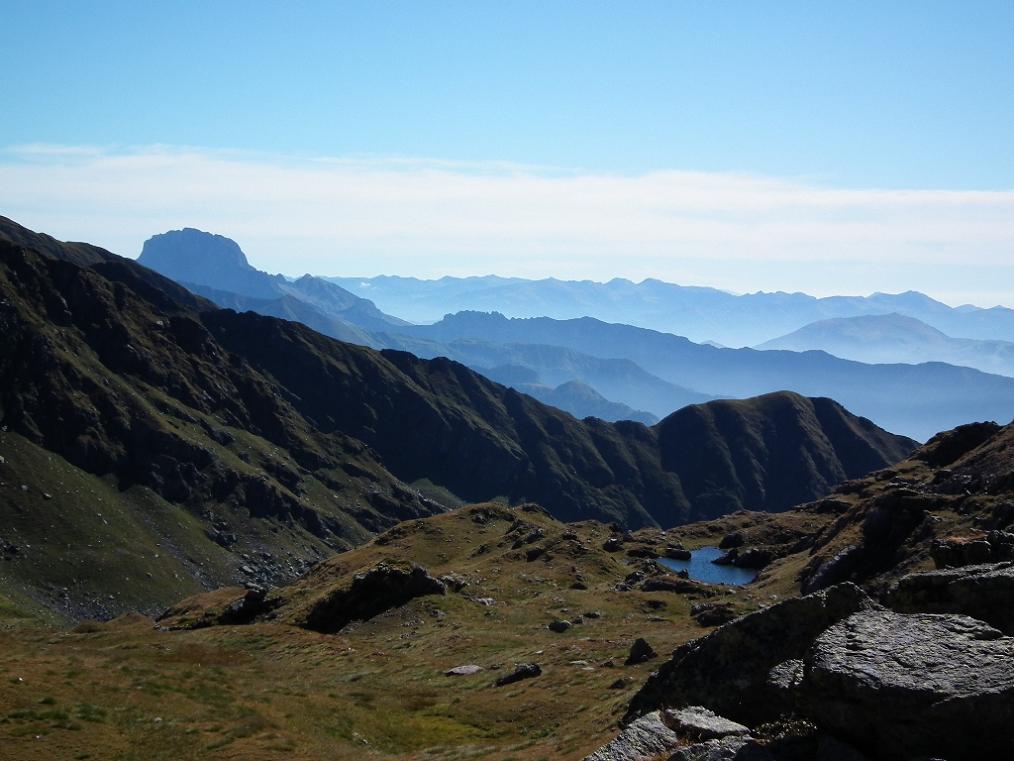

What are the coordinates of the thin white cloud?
(1, 144, 1012, 304)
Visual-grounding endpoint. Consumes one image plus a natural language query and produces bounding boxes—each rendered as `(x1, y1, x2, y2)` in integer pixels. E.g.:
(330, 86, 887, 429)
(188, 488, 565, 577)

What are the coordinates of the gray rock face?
(887, 561, 1014, 633)
(582, 711, 680, 761)
(765, 658, 804, 698)
(662, 707, 749, 741)
(625, 583, 876, 725)
(801, 610, 1014, 761)
(667, 736, 771, 761)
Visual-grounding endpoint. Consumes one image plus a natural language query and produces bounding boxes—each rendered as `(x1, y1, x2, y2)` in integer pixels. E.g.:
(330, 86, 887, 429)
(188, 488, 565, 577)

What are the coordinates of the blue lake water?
(657, 546, 758, 586)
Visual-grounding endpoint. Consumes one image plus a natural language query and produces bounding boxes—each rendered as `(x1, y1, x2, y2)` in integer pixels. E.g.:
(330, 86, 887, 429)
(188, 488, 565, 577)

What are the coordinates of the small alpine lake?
(657, 546, 758, 586)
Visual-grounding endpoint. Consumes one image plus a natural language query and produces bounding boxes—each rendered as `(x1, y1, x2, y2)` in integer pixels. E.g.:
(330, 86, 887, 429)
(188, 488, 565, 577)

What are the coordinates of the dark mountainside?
(0, 217, 913, 619)
(138, 228, 407, 335)
(405, 311, 1014, 441)
(182, 282, 377, 347)
(758, 312, 1014, 377)
(0, 222, 443, 620)
(328, 273, 1014, 345)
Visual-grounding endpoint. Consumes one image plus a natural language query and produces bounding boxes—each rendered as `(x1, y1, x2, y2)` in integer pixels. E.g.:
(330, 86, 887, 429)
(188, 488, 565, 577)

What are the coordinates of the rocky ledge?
(802, 609, 1014, 760)
(594, 572, 1014, 761)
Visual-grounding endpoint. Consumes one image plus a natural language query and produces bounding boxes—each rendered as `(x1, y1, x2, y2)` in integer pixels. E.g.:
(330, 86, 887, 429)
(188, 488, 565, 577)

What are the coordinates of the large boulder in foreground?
(301, 562, 445, 633)
(625, 583, 876, 725)
(886, 561, 1014, 634)
(801, 610, 1014, 761)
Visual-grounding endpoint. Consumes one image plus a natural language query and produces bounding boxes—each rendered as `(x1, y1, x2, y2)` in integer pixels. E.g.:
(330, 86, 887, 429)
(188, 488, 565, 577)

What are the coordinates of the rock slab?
(663, 706, 749, 741)
(801, 610, 1014, 761)
(887, 561, 1014, 634)
(582, 711, 680, 761)
(625, 582, 876, 725)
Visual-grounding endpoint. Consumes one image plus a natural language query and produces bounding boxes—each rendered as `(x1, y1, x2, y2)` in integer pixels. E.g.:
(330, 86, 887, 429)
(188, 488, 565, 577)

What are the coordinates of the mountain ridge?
(135, 228, 1014, 439)
(404, 310, 1014, 441)
(758, 312, 1014, 377)
(327, 274, 1014, 345)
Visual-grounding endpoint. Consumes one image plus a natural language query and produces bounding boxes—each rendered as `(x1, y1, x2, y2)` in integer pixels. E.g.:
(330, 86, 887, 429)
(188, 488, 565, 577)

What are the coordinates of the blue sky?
(1, 1, 1012, 304)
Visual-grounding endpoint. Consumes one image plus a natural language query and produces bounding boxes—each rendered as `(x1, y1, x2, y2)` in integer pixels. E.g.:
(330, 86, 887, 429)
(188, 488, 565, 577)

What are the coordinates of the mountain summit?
(758, 313, 1014, 377)
(138, 228, 407, 337)
(140, 228, 278, 298)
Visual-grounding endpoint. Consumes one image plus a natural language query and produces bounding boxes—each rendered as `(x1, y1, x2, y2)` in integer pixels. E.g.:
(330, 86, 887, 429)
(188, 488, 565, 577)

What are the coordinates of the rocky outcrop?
(690, 601, 737, 627)
(156, 585, 275, 630)
(640, 576, 716, 596)
(625, 638, 657, 665)
(548, 619, 572, 633)
(583, 707, 754, 761)
(663, 707, 749, 741)
(713, 546, 773, 569)
(668, 736, 771, 761)
(625, 583, 876, 725)
(664, 545, 692, 560)
(800, 610, 1014, 760)
(886, 561, 1014, 634)
(301, 563, 445, 633)
(929, 529, 1014, 567)
(494, 663, 541, 687)
(582, 711, 681, 761)
(445, 664, 483, 676)
(916, 420, 1001, 467)
(801, 488, 935, 594)
(617, 544, 1014, 761)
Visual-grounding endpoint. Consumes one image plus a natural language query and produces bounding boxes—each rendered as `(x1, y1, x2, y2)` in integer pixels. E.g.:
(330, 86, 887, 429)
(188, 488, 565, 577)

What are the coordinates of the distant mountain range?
(0, 216, 914, 618)
(138, 229, 710, 423)
(133, 227, 1014, 441)
(403, 311, 1014, 441)
(328, 274, 1014, 347)
(758, 313, 1014, 377)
